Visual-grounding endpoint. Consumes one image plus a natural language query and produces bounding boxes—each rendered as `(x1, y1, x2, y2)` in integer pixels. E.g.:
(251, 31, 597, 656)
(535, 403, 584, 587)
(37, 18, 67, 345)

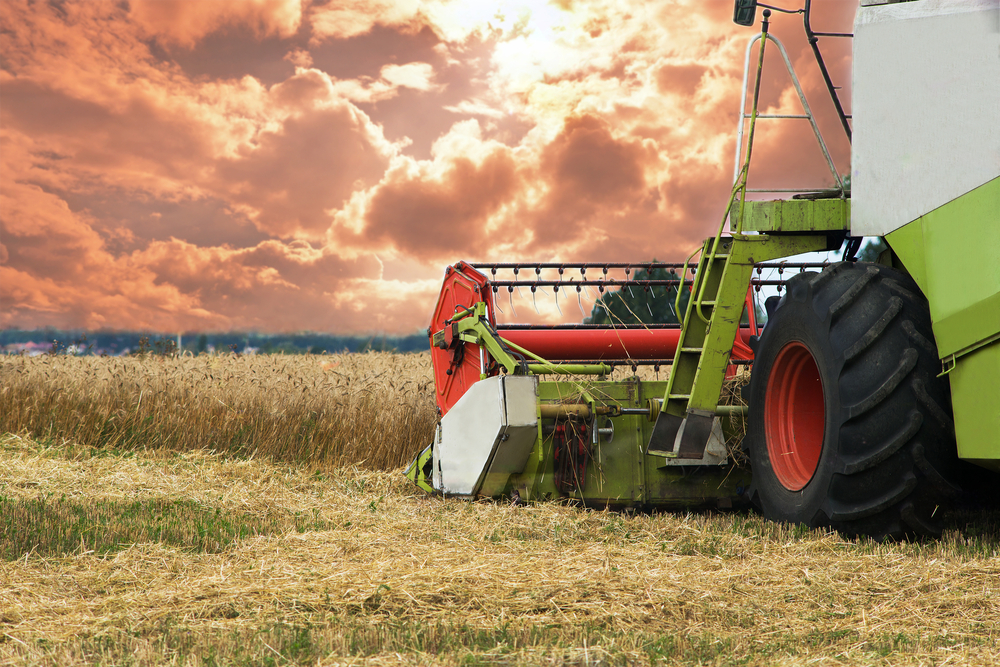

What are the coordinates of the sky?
(0, 0, 856, 334)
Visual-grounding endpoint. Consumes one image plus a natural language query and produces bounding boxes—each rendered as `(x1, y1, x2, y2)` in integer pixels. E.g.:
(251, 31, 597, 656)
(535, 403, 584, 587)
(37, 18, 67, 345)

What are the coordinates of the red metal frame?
(430, 262, 759, 416)
(429, 262, 495, 416)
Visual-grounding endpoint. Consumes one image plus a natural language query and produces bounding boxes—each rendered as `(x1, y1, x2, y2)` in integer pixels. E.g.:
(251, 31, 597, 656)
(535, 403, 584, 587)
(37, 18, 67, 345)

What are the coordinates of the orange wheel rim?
(764, 342, 825, 491)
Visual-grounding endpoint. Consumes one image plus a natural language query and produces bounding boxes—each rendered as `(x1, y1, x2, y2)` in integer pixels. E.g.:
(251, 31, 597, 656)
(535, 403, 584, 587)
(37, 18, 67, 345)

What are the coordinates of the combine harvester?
(406, 0, 999, 539)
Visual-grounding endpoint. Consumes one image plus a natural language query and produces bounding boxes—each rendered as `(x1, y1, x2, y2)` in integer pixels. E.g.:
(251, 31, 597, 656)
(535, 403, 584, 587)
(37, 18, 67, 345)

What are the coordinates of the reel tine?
(505, 285, 517, 317)
(579, 267, 596, 301)
(491, 284, 504, 315)
(647, 302, 653, 318)
(554, 289, 562, 316)
(532, 288, 540, 314)
(534, 268, 547, 297)
(513, 266, 524, 299)
(577, 288, 586, 317)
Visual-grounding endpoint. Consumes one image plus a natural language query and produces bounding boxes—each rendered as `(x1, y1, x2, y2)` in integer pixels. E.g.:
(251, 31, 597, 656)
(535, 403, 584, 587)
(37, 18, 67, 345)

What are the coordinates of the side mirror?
(733, 0, 758, 26)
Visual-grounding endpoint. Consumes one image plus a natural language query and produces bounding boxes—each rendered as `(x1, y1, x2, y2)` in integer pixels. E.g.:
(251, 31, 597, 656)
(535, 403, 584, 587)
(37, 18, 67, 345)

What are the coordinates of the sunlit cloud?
(131, 0, 303, 48)
(0, 0, 856, 333)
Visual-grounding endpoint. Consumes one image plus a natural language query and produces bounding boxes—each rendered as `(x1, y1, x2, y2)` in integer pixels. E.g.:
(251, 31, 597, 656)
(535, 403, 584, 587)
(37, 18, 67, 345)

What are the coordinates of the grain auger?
(407, 0, 1000, 540)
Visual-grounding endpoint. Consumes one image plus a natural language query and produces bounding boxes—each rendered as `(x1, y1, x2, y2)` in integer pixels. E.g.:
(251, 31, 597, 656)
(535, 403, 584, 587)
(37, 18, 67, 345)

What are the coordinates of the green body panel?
(934, 292, 1000, 363)
(503, 379, 750, 507)
(885, 176, 1000, 356)
(885, 177, 1000, 464)
(949, 343, 1000, 471)
(733, 198, 850, 233)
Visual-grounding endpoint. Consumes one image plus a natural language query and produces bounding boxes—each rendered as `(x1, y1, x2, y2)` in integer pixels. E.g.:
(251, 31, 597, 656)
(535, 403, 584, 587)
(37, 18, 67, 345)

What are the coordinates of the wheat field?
(0, 352, 437, 471)
(2, 353, 1000, 665)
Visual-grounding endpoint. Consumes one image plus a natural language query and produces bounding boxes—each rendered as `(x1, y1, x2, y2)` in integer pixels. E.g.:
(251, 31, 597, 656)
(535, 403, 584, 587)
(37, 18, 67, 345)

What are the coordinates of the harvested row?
(1, 435, 999, 666)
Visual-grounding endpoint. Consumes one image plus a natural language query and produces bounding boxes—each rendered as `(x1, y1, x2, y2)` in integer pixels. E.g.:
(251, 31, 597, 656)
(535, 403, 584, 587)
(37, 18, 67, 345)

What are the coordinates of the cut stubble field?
(1, 353, 999, 666)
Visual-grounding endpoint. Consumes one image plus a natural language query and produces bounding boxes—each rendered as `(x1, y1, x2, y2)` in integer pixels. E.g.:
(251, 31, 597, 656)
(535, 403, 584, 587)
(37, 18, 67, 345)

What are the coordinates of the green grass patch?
(0, 495, 330, 559)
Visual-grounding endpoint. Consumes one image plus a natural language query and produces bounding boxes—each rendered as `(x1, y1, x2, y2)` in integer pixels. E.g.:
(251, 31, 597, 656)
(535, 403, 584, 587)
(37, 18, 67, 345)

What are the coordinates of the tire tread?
(747, 261, 961, 540)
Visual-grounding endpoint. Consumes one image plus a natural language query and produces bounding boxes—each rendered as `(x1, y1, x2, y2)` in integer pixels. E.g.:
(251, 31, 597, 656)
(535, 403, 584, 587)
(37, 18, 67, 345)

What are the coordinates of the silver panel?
(433, 375, 539, 497)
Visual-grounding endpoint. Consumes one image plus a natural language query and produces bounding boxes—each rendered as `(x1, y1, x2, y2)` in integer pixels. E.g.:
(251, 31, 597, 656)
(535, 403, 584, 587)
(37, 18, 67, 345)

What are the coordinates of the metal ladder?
(647, 16, 839, 460)
(647, 235, 749, 458)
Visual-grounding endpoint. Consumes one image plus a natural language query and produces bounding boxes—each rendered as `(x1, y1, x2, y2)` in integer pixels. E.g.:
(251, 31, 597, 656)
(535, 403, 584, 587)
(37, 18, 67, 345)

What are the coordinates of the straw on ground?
(2, 433, 999, 666)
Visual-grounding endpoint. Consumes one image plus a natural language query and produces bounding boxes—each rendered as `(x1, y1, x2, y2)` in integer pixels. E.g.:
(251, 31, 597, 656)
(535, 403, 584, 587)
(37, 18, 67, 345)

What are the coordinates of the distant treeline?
(0, 329, 430, 356)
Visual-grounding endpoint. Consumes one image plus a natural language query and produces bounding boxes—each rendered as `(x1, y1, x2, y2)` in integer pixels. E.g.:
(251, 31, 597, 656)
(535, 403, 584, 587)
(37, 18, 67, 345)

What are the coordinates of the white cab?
(852, 0, 1000, 236)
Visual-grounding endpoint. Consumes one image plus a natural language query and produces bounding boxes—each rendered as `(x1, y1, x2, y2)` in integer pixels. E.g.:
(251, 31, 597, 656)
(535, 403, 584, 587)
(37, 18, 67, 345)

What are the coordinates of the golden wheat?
(0, 352, 437, 471)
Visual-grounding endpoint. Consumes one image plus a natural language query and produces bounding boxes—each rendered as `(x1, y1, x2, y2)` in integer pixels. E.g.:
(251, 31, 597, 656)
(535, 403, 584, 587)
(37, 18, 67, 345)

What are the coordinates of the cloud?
(1, 0, 857, 334)
(212, 79, 395, 239)
(284, 48, 314, 69)
(443, 99, 506, 119)
(309, 0, 422, 42)
(128, 238, 403, 332)
(130, 0, 302, 48)
(380, 62, 438, 91)
(329, 120, 520, 261)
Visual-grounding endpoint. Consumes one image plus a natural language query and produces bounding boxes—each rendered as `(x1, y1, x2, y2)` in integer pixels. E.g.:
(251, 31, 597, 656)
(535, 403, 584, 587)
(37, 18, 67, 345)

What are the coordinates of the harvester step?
(681, 347, 703, 353)
(668, 393, 691, 400)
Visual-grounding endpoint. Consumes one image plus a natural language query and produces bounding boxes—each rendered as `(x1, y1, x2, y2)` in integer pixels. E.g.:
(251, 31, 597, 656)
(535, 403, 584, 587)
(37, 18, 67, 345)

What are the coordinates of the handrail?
(682, 10, 774, 326)
(731, 31, 845, 198)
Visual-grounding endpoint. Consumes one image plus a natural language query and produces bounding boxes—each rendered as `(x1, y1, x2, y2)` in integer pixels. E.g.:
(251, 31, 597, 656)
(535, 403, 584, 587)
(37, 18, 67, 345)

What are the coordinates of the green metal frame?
(510, 378, 749, 507)
(733, 198, 850, 234)
(404, 444, 434, 493)
(649, 232, 830, 459)
(435, 301, 612, 378)
(414, 311, 755, 505)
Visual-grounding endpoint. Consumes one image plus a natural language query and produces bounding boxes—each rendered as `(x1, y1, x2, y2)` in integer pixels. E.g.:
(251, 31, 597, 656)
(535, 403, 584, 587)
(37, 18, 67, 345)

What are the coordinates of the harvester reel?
(746, 262, 961, 540)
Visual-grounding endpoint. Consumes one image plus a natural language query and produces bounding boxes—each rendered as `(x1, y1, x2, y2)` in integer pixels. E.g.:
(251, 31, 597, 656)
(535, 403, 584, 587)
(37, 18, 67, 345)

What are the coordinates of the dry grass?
(3, 355, 998, 664)
(2, 434, 999, 666)
(0, 352, 437, 471)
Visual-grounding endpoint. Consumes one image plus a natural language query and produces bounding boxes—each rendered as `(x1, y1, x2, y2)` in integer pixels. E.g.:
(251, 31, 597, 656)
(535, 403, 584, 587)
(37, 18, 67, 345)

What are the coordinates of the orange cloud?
(0, 0, 857, 334)
(130, 0, 302, 48)
(308, 0, 421, 42)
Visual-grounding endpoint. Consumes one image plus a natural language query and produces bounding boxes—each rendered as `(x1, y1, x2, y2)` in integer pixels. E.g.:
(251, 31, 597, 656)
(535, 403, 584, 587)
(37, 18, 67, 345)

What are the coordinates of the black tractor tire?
(746, 261, 961, 540)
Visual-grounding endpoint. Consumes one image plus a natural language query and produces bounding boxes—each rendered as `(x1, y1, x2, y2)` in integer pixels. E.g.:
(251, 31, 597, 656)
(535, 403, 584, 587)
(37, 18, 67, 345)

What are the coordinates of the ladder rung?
(695, 300, 716, 306)
(667, 394, 691, 400)
(680, 347, 703, 353)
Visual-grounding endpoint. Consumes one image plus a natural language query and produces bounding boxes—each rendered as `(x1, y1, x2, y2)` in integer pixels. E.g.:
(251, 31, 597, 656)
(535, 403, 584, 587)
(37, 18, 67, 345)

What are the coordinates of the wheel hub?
(765, 341, 824, 491)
